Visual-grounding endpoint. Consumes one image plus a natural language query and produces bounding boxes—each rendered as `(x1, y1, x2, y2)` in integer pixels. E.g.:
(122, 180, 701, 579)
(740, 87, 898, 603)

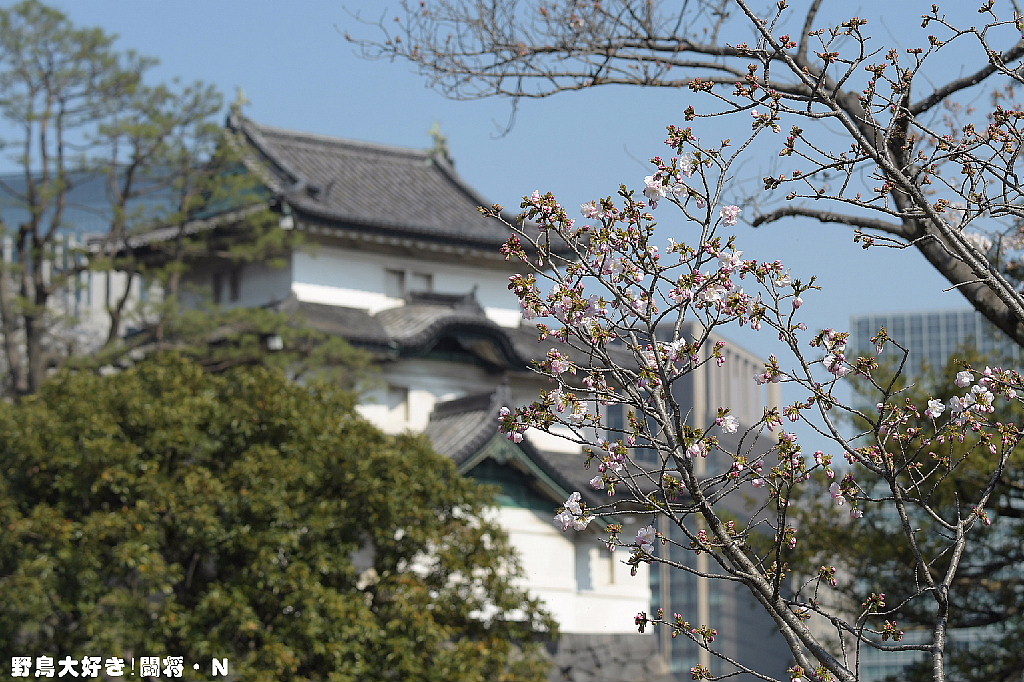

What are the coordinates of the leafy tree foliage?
(0, 355, 554, 681)
(0, 1, 278, 395)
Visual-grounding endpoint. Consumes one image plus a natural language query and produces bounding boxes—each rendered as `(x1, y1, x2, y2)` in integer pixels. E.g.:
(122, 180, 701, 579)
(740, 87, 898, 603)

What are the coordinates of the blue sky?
(0, 1, 978, 438)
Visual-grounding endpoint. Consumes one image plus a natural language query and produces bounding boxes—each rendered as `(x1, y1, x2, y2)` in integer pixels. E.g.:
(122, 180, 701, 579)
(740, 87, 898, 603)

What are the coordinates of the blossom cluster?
(488, 115, 1024, 682)
(554, 492, 593, 531)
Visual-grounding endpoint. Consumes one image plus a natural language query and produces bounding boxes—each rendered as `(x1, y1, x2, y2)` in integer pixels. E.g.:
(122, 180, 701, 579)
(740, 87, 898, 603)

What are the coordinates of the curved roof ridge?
(228, 112, 301, 192)
(239, 115, 433, 161)
(421, 147, 519, 222)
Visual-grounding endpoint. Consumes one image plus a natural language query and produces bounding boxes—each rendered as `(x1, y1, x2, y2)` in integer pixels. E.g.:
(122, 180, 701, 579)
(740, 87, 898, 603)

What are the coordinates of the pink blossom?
(644, 175, 669, 208)
(687, 441, 707, 458)
(547, 350, 573, 375)
(719, 249, 744, 271)
(589, 475, 605, 490)
(678, 153, 697, 177)
(721, 204, 741, 226)
(581, 200, 604, 219)
(555, 492, 593, 531)
(718, 414, 739, 433)
(824, 353, 850, 378)
(573, 515, 593, 531)
(924, 398, 944, 420)
(955, 370, 973, 388)
(636, 525, 657, 548)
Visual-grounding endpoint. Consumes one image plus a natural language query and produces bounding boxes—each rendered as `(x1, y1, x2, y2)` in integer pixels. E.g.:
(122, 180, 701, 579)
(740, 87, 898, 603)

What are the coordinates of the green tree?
(0, 355, 554, 681)
(0, 0, 264, 396)
(791, 348, 1024, 682)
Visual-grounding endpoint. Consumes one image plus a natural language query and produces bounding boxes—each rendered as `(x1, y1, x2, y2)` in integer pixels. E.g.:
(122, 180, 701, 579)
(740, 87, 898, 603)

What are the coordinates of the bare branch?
(752, 206, 909, 238)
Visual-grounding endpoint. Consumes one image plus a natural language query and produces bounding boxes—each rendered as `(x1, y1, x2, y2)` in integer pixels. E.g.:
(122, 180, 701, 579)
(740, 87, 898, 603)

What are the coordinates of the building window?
(212, 267, 242, 304)
(409, 272, 433, 292)
(385, 268, 433, 298)
(605, 402, 659, 463)
(386, 384, 410, 422)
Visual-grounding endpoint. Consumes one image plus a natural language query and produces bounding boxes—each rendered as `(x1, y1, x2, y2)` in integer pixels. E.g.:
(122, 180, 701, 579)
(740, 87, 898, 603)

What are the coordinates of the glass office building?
(850, 308, 1020, 377)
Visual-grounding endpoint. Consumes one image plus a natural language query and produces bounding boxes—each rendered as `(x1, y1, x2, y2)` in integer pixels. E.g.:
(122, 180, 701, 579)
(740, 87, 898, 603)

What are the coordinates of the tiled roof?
(283, 300, 391, 349)
(289, 292, 557, 369)
(423, 385, 640, 511)
(229, 113, 527, 252)
(423, 389, 507, 467)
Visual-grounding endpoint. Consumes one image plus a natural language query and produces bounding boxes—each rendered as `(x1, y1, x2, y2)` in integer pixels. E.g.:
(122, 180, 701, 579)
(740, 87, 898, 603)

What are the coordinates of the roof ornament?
(429, 121, 452, 164)
(231, 87, 251, 117)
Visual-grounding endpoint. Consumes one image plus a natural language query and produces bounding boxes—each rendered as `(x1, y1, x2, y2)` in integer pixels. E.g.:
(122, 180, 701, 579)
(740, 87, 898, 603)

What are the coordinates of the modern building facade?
(850, 308, 1020, 377)
(654, 325, 788, 679)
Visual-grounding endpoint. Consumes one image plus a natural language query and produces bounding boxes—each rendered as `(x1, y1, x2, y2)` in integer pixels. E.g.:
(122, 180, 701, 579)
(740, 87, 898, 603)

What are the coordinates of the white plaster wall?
(175, 258, 293, 312)
(357, 358, 498, 434)
(524, 427, 584, 455)
(292, 244, 522, 327)
(500, 507, 651, 633)
(236, 260, 293, 308)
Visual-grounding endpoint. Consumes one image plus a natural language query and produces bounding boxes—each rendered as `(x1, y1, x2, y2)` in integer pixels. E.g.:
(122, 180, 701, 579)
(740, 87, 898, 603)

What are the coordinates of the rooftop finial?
(232, 87, 251, 116)
(429, 121, 451, 163)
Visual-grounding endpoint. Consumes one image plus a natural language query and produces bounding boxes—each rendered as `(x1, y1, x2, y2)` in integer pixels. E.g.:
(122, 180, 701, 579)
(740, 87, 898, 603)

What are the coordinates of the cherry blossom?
(555, 492, 593, 531)
(486, 110, 1024, 682)
(720, 204, 741, 226)
(636, 525, 657, 548)
(717, 414, 739, 433)
(643, 175, 669, 208)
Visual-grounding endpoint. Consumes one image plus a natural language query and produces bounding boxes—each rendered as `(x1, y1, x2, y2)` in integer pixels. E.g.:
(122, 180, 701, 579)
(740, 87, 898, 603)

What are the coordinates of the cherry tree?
(490, 119, 1023, 681)
(350, 2, 1024, 678)
(352, 0, 1024, 347)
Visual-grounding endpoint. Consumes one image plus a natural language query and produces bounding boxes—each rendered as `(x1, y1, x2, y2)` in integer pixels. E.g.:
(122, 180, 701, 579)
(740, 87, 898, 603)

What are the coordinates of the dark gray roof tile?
(423, 389, 504, 467)
(283, 300, 391, 348)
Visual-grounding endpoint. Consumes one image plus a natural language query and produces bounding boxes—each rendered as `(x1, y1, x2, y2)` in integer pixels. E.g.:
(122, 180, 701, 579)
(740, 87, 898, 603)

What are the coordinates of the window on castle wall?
(385, 269, 405, 298)
(212, 267, 242, 304)
(386, 385, 410, 422)
(385, 268, 434, 298)
(410, 272, 433, 292)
